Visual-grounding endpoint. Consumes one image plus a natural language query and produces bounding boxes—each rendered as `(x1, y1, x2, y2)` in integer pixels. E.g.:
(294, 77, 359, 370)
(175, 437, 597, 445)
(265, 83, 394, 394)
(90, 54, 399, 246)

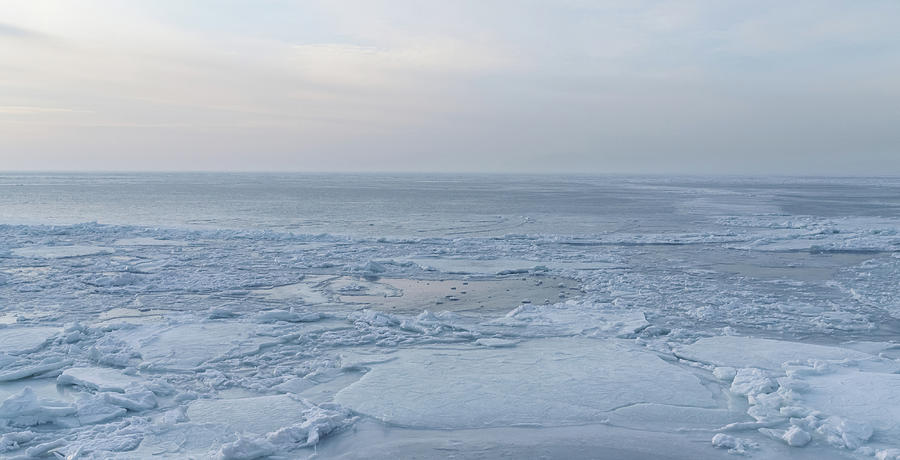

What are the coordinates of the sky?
(1, 0, 899, 174)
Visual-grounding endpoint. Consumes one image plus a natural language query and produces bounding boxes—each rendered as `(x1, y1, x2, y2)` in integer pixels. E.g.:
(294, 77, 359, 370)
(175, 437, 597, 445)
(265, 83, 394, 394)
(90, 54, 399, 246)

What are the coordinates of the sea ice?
(675, 336, 871, 370)
(802, 370, 900, 441)
(711, 433, 757, 455)
(0, 387, 76, 427)
(114, 237, 188, 246)
(0, 327, 59, 355)
(251, 281, 330, 304)
(116, 322, 269, 371)
(188, 394, 354, 457)
(335, 337, 716, 429)
(489, 302, 649, 338)
(11, 245, 113, 259)
(57, 367, 145, 393)
(782, 426, 812, 447)
(187, 394, 310, 434)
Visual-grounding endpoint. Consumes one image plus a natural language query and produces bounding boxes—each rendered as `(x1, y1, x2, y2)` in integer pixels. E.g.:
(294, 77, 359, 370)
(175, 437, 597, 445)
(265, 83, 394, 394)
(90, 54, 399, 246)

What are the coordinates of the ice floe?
(336, 338, 716, 429)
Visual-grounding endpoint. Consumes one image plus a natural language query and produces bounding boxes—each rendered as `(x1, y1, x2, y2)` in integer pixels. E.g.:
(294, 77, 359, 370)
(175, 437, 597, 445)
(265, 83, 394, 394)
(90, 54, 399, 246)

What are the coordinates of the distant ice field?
(1, 174, 899, 459)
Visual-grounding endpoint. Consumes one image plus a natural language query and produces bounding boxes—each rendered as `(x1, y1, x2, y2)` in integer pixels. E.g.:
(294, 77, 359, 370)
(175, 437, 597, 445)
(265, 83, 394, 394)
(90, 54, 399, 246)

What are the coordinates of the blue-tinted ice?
(1, 174, 899, 459)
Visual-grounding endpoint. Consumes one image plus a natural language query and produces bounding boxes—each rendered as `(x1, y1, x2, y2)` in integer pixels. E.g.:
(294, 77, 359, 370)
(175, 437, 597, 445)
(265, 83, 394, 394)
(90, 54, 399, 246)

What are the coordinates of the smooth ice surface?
(0, 327, 59, 354)
(187, 395, 312, 434)
(335, 338, 716, 429)
(675, 336, 873, 370)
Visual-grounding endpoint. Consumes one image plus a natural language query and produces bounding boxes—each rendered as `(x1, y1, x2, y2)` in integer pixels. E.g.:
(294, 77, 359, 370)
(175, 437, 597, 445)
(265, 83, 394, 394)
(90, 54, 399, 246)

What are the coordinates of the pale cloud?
(0, 105, 92, 114)
(0, 0, 898, 173)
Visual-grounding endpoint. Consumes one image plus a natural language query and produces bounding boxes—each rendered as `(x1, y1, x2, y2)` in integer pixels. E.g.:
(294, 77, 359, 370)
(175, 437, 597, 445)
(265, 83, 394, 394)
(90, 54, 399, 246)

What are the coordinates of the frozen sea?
(1, 173, 899, 459)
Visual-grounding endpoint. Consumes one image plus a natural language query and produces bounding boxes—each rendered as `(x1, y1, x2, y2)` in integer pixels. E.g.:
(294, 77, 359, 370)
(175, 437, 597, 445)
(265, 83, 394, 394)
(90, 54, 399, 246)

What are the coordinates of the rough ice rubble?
(677, 335, 900, 457)
(490, 301, 649, 337)
(0, 387, 76, 428)
(712, 433, 758, 455)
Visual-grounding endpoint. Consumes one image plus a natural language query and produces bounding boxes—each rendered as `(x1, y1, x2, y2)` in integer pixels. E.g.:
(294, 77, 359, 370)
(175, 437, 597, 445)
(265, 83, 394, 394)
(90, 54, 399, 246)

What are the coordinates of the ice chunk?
(217, 437, 276, 460)
(782, 426, 811, 447)
(57, 367, 144, 393)
(25, 438, 67, 457)
(675, 336, 871, 370)
(0, 430, 35, 453)
(474, 338, 517, 347)
(0, 327, 60, 354)
(335, 338, 716, 429)
(74, 395, 127, 424)
(102, 390, 158, 411)
(730, 368, 776, 396)
(349, 309, 400, 327)
(0, 357, 71, 382)
(0, 387, 76, 427)
(712, 366, 737, 381)
(816, 416, 873, 450)
(255, 308, 322, 323)
(208, 399, 353, 459)
(711, 433, 757, 455)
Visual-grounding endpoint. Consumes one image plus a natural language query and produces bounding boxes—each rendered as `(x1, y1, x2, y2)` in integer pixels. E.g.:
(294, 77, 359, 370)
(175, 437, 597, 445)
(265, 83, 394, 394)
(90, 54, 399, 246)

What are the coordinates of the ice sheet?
(336, 338, 716, 429)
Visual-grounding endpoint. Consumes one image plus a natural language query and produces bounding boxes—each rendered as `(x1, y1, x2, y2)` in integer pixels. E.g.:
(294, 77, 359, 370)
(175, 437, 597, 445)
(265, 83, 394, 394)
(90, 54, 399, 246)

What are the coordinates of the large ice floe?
(2, 175, 900, 458)
(336, 338, 716, 429)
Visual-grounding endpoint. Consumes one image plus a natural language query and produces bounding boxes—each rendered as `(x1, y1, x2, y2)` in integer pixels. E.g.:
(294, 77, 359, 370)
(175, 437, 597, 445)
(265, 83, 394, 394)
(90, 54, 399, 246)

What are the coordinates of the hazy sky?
(1, 1, 899, 174)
